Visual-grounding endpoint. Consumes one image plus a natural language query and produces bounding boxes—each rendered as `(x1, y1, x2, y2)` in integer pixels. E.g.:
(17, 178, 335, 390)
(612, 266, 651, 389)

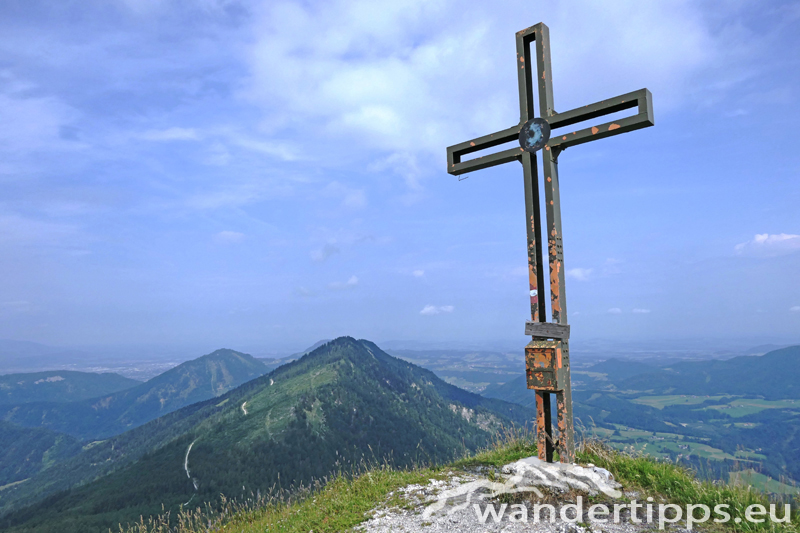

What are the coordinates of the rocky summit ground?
(357, 456, 692, 533)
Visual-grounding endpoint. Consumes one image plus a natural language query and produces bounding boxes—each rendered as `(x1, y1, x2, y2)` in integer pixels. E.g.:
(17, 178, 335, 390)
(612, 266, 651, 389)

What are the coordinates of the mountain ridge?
(0, 348, 269, 440)
(0, 337, 535, 533)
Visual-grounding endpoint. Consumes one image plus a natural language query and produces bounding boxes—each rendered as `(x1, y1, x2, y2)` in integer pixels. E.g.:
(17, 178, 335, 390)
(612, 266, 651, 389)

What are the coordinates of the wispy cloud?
(734, 233, 800, 256)
(607, 308, 622, 314)
(633, 308, 651, 314)
(412, 269, 424, 277)
(791, 306, 800, 313)
(329, 275, 359, 290)
(566, 267, 593, 281)
(420, 304, 454, 315)
(213, 231, 245, 244)
(140, 127, 199, 142)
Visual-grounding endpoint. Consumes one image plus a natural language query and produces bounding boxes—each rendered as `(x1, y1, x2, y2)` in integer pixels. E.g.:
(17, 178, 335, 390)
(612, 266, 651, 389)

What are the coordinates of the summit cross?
(445, 22, 654, 463)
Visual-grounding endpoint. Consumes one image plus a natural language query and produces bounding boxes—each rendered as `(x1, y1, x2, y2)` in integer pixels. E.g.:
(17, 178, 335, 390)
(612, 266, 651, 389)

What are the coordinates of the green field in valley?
(707, 398, 800, 417)
(587, 424, 768, 465)
(631, 394, 730, 409)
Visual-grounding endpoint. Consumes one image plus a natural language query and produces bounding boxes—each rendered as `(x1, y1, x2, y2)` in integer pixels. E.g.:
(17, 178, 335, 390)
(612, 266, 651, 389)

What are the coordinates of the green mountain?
(620, 345, 800, 398)
(481, 374, 533, 408)
(0, 348, 269, 440)
(0, 422, 82, 488)
(0, 337, 534, 533)
(0, 371, 140, 405)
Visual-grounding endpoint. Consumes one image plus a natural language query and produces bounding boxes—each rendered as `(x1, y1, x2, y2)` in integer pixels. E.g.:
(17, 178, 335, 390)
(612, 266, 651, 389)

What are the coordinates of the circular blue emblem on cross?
(518, 117, 551, 153)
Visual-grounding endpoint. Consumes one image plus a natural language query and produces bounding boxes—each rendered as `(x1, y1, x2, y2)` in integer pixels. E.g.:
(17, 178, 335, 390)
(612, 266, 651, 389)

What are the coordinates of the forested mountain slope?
(0, 371, 139, 405)
(0, 421, 82, 487)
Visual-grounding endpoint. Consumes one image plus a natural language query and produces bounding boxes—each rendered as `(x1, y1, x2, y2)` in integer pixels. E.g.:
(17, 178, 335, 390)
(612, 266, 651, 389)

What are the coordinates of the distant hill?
(587, 358, 659, 381)
(0, 371, 139, 405)
(620, 345, 800, 398)
(744, 344, 790, 355)
(0, 337, 535, 533)
(254, 340, 329, 372)
(0, 349, 269, 440)
(0, 421, 82, 487)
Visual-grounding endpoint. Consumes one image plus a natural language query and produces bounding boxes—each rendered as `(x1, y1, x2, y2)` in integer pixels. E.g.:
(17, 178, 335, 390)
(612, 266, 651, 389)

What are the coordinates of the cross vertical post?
(446, 22, 654, 463)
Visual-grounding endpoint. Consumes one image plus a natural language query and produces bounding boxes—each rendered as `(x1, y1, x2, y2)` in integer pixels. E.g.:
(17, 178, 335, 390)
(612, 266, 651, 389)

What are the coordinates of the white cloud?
(412, 269, 425, 277)
(213, 230, 245, 244)
(607, 308, 622, 314)
(791, 306, 800, 313)
(229, 134, 300, 161)
(329, 275, 359, 290)
(566, 267, 593, 281)
(420, 304, 454, 315)
(370, 152, 425, 191)
(140, 127, 199, 141)
(243, 0, 739, 174)
(310, 242, 341, 262)
(633, 308, 651, 314)
(734, 233, 800, 256)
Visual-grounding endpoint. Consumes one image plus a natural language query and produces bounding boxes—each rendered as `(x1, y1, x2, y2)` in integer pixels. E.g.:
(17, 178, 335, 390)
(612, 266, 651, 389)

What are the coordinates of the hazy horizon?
(2, 334, 798, 361)
(1, 1, 798, 349)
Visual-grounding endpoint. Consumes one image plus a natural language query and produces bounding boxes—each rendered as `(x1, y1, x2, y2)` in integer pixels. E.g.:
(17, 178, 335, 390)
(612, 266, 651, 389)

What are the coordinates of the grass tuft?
(579, 438, 800, 532)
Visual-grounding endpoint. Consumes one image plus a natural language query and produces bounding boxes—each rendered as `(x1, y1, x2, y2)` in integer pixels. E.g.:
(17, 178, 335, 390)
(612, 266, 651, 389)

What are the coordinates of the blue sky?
(0, 0, 798, 352)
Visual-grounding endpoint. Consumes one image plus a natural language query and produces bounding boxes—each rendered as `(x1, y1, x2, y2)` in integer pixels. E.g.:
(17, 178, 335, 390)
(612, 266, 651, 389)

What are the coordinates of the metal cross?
(445, 23, 654, 463)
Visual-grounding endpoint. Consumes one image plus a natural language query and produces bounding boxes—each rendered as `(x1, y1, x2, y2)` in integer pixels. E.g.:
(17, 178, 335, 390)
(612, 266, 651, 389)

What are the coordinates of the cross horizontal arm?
(525, 321, 570, 339)
(446, 125, 522, 176)
(547, 88, 653, 151)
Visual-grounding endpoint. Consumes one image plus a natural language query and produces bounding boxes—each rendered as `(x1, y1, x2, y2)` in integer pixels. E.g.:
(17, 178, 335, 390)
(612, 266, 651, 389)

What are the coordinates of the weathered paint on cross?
(446, 23, 654, 464)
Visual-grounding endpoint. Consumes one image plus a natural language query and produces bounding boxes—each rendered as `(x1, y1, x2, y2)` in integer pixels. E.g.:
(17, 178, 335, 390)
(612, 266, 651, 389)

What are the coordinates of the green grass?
(730, 470, 799, 496)
(114, 465, 447, 533)
(452, 429, 537, 467)
(117, 433, 800, 533)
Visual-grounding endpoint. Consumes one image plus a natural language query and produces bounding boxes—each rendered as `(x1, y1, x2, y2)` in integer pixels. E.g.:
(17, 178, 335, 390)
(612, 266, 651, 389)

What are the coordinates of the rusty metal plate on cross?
(525, 339, 567, 392)
(518, 117, 550, 153)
